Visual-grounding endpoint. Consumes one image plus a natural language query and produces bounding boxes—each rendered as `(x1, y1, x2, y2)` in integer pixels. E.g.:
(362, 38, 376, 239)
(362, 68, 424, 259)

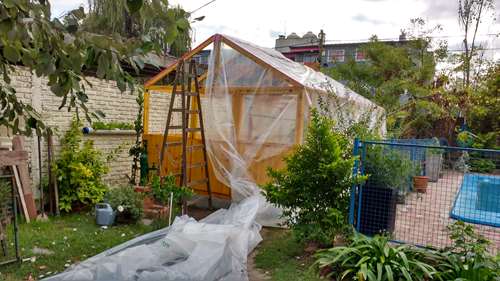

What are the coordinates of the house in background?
(275, 31, 408, 68)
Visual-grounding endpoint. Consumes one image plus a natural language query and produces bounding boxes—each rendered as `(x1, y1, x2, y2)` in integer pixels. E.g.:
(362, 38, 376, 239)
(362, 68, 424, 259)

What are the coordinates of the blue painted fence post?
(348, 138, 360, 226)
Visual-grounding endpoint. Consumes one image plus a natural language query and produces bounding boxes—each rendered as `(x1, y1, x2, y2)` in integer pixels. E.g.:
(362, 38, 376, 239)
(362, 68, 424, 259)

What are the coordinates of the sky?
(50, 0, 500, 59)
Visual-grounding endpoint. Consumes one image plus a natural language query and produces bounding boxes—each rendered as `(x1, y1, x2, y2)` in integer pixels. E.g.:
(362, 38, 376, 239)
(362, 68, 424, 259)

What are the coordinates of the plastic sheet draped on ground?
(43, 196, 262, 281)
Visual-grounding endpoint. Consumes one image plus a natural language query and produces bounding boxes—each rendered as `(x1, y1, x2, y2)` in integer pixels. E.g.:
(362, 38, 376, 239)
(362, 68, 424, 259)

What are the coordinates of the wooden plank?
(144, 35, 216, 87)
(231, 94, 244, 153)
(143, 90, 150, 134)
(0, 151, 28, 167)
(295, 92, 305, 144)
(12, 136, 37, 220)
(146, 85, 206, 96)
(228, 86, 301, 95)
(12, 167, 30, 223)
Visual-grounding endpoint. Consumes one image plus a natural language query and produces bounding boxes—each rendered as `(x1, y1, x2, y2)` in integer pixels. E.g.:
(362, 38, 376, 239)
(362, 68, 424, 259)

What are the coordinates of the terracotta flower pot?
(413, 176, 429, 193)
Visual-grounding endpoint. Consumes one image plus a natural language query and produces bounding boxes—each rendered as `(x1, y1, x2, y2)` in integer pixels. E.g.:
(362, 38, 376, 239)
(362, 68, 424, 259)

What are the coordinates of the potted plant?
(141, 175, 194, 220)
(360, 146, 416, 235)
(106, 186, 144, 224)
(413, 175, 429, 193)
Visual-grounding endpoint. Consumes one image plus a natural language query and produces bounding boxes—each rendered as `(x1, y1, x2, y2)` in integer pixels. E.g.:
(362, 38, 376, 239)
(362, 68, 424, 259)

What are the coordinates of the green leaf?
(126, 0, 143, 13)
(3, 44, 20, 62)
(176, 18, 189, 30)
(385, 265, 394, 281)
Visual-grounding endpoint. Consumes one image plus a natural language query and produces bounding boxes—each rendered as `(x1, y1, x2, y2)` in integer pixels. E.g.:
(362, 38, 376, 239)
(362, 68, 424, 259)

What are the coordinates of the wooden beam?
(0, 151, 28, 167)
(12, 136, 37, 220)
(295, 93, 305, 144)
(146, 85, 206, 96)
(232, 94, 244, 152)
(144, 35, 215, 87)
(227, 86, 301, 95)
(143, 90, 150, 134)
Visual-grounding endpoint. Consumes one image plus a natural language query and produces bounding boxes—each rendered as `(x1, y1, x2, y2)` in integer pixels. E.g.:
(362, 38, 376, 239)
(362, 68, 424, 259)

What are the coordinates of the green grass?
(254, 229, 323, 281)
(0, 213, 166, 281)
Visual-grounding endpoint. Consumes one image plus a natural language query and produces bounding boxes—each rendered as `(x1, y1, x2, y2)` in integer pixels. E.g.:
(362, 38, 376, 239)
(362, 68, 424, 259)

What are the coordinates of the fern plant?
(314, 233, 437, 281)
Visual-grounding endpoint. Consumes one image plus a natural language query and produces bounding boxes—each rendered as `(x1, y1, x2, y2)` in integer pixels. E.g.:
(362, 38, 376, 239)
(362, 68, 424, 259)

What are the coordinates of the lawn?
(0, 213, 166, 281)
(1, 214, 322, 281)
(254, 228, 322, 281)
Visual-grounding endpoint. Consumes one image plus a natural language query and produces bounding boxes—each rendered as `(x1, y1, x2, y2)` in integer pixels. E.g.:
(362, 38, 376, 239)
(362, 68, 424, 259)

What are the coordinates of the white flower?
(117, 205, 124, 212)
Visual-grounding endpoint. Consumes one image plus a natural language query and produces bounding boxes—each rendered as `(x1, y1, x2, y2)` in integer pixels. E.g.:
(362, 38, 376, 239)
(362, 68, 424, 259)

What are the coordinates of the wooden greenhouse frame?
(143, 34, 381, 200)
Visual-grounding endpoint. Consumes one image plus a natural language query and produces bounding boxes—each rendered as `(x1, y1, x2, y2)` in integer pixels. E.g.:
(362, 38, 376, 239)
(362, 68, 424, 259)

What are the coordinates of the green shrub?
(364, 146, 418, 192)
(469, 158, 496, 173)
(54, 119, 109, 212)
(314, 233, 437, 281)
(263, 109, 365, 244)
(150, 175, 194, 214)
(106, 186, 144, 223)
(92, 121, 134, 130)
(434, 221, 500, 281)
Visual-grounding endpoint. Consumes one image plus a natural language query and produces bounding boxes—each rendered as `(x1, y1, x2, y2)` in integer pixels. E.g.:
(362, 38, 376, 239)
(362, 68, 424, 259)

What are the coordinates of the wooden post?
(232, 94, 244, 152)
(11, 136, 37, 220)
(295, 92, 305, 144)
(143, 90, 150, 135)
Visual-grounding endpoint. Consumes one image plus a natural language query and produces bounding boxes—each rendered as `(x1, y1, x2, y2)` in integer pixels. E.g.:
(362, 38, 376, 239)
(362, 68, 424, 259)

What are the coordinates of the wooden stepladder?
(159, 59, 212, 211)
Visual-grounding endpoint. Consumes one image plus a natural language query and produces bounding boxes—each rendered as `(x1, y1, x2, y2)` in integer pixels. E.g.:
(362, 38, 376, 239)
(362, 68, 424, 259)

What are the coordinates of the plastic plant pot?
(358, 185, 397, 236)
(413, 176, 429, 193)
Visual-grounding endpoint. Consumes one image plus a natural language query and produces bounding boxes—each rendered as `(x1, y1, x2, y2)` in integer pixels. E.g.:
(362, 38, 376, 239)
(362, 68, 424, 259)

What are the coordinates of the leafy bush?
(106, 186, 144, 223)
(469, 158, 496, 173)
(364, 146, 418, 192)
(434, 221, 500, 281)
(150, 175, 194, 207)
(54, 119, 109, 211)
(263, 110, 365, 244)
(315, 233, 437, 281)
(92, 121, 134, 130)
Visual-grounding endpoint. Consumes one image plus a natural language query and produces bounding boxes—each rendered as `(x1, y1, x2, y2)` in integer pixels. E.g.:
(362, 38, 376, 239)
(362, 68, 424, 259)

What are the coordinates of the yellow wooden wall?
(143, 133, 293, 200)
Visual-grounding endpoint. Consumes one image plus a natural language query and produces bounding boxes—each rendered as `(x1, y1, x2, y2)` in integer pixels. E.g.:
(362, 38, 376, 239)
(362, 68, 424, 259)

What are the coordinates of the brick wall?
(1, 67, 152, 194)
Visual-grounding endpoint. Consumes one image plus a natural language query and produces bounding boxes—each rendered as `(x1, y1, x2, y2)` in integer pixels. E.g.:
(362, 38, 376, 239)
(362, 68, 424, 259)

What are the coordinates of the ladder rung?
(171, 109, 200, 114)
(187, 144, 205, 150)
(189, 162, 207, 169)
(187, 128, 202, 132)
(164, 141, 183, 147)
(187, 179, 208, 187)
(168, 126, 183, 130)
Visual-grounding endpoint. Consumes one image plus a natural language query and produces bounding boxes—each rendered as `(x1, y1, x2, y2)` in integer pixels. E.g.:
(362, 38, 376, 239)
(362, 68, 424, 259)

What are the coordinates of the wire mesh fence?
(350, 140, 500, 254)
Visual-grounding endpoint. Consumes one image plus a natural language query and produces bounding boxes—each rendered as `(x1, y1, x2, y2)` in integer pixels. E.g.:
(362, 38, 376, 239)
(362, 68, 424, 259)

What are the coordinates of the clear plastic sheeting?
(203, 35, 385, 226)
(42, 196, 262, 281)
(43, 34, 385, 281)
